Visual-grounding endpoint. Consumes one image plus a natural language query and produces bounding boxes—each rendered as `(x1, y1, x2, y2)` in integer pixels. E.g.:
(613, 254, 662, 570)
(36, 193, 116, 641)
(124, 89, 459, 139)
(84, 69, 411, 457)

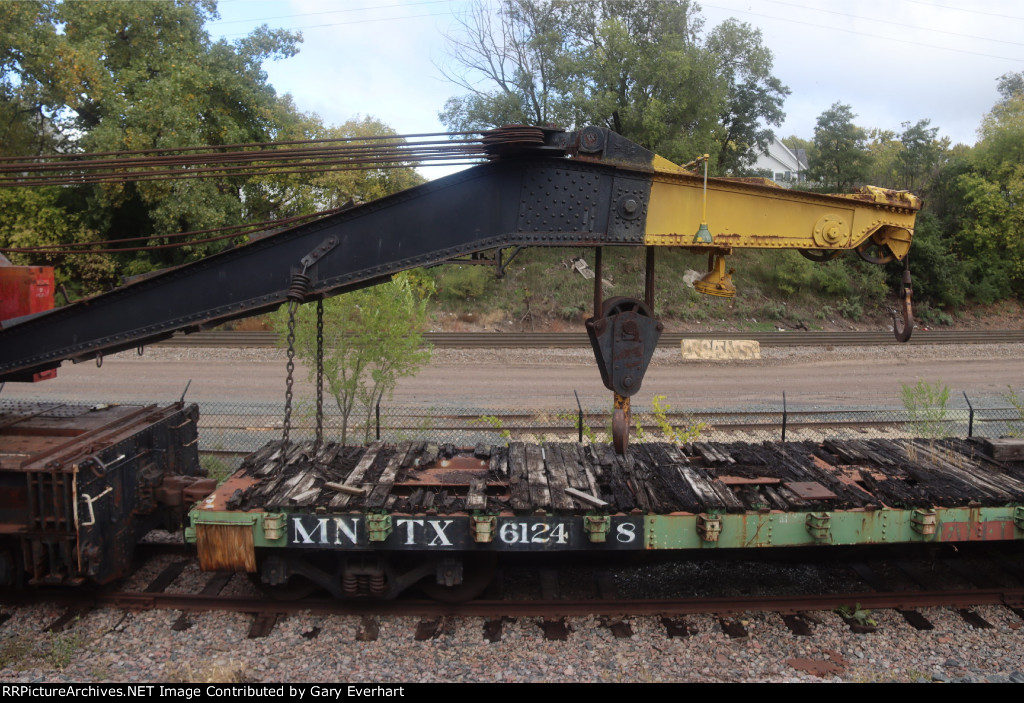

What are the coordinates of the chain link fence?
(189, 393, 1023, 470)
(5, 393, 1021, 474)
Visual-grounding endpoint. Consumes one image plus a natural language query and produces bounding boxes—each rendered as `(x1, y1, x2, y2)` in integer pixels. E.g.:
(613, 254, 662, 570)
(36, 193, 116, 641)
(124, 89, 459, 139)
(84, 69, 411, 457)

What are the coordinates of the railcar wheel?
(417, 554, 497, 603)
(798, 249, 841, 262)
(855, 241, 895, 265)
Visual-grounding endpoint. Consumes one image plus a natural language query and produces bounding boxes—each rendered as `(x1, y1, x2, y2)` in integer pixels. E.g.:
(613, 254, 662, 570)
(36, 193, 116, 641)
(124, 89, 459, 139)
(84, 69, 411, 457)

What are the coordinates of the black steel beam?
(0, 158, 651, 382)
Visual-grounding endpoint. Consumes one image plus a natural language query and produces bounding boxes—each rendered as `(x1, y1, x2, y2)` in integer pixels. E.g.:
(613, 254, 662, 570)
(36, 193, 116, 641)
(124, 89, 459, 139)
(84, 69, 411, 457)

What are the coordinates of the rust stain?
(940, 520, 1015, 542)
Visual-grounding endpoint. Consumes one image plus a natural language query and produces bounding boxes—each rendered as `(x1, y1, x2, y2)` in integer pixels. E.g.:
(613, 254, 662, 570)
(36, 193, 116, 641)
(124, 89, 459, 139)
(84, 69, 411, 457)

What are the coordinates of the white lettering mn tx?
(396, 518, 455, 546)
(292, 517, 360, 545)
(427, 519, 454, 546)
(294, 517, 329, 544)
(333, 517, 359, 544)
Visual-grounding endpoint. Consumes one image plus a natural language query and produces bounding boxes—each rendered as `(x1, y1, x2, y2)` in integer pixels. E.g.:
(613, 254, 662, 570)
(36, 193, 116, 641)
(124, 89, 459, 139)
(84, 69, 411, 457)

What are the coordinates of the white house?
(752, 139, 808, 186)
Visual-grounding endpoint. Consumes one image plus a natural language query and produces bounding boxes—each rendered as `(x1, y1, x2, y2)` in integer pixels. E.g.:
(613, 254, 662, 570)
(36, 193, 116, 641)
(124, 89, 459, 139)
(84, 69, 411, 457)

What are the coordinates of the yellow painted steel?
(643, 170, 920, 257)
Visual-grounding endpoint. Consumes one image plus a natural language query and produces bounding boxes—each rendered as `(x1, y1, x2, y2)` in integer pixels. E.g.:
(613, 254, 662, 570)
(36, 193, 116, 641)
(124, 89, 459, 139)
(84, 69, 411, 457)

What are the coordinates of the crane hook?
(893, 262, 914, 343)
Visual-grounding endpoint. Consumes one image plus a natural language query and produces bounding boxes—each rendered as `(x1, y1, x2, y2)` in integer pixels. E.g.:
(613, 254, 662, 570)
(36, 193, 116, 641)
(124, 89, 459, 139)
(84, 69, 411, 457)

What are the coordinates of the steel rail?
(155, 329, 1024, 349)
(6, 587, 1022, 618)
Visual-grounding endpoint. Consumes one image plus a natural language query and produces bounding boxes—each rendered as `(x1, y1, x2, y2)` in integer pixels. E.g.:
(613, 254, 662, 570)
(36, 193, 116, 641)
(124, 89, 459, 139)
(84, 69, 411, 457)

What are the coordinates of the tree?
(896, 119, 948, 192)
(273, 272, 435, 446)
(241, 112, 425, 223)
(0, 1, 303, 288)
(438, 0, 788, 172)
(706, 19, 789, 172)
(808, 102, 869, 192)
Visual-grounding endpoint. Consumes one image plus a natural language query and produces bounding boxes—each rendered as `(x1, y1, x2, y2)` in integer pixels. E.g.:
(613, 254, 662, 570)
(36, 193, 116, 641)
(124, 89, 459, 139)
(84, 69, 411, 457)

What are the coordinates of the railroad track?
(156, 329, 1024, 349)
(9, 547, 1024, 643)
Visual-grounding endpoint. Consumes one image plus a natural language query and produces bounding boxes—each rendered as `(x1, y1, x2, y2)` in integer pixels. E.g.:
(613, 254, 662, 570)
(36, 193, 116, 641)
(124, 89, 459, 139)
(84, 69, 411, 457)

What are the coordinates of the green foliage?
(47, 629, 85, 671)
(0, 187, 115, 297)
(808, 102, 869, 192)
(1003, 386, 1024, 438)
(650, 395, 707, 444)
(200, 454, 234, 484)
(837, 604, 877, 628)
(474, 414, 512, 443)
(272, 271, 434, 446)
(439, 0, 788, 173)
(900, 379, 951, 439)
(435, 265, 493, 304)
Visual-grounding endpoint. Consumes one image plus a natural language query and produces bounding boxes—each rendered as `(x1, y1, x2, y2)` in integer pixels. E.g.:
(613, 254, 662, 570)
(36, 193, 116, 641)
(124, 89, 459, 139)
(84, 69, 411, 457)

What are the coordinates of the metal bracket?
(366, 513, 393, 542)
(1015, 506, 1024, 532)
(805, 512, 831, 540)
(262, 513, 286, 542)
(470, 515, 497, 543)
(910, 508, 937, 536)
(584, 515, 611, 543)
(696, 513, 722, 542)
(299, 236, 339, 272)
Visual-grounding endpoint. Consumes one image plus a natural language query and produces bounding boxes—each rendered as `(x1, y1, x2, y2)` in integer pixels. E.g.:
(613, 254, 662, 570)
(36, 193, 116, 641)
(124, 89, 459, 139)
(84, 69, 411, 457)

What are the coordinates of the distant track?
(158, 329, 1024, 348)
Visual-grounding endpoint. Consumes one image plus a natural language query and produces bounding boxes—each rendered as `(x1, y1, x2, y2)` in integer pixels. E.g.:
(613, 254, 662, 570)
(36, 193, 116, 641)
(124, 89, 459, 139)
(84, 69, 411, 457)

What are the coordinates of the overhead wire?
(0, 129, 494, 256)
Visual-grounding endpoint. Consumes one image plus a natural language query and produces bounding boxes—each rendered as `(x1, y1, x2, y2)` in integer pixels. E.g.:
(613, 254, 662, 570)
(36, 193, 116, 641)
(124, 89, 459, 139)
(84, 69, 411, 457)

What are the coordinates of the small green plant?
(200, 454, 234, 484)
(1004, 386, 1024, 437)
(836, 296, 863, 321)
(837, 603, 877, 627)
(47, 629, 85, 671)
(475, 414, 512, 443)
(555, 412, 598, 443)
(900, 379, 951, 439)
(651, 395, 708, 444)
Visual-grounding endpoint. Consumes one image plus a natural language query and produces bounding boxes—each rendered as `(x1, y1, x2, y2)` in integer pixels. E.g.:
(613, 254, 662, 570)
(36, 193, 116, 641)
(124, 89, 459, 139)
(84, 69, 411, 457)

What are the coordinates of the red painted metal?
(0, 265, 56, 381)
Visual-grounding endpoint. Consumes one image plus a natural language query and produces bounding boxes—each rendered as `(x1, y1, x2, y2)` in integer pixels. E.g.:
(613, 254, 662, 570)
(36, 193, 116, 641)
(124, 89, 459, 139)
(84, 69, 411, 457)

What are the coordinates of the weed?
(651, 395, 708, 444)
(47, 629, 85, 671)
(916, 303, 953, 327)
(836, 603, 877, 627)
(900, 379, 951, 439)
(555, 412, 598, 443)
(1004, 386, 1024, 438)
(200, 454, 234, 484)
(815, 303, 835, 321)
(475, 415, 512, 443)
(836, 296, 863, 321)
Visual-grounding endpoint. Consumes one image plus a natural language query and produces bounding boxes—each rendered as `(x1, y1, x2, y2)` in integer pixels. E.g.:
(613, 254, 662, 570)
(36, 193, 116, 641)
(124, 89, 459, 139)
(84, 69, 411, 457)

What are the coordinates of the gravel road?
(7, 342, 1023, 410)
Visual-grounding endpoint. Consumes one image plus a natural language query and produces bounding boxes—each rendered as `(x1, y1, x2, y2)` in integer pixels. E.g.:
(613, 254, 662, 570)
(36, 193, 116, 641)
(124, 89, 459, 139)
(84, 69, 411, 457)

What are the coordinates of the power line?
(702, 1, 1024, 62)
(209, 0, 455, 26)
(766, 0, 1024, 48)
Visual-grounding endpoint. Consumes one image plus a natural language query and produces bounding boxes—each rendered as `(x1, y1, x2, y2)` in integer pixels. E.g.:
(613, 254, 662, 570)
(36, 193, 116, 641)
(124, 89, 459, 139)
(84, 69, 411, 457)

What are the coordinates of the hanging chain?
(281, 298, 299, 453)
(315, 298, 325, 449)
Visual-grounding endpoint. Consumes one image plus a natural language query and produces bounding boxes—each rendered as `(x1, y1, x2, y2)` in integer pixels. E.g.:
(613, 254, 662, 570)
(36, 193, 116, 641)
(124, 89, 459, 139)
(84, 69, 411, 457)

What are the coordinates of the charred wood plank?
(543, 444, 575, 511)
(525, 443, 550, 509)
(508, 442, 531, 511)
(365, 442, 414, 509)
(330, 442, 385, 509)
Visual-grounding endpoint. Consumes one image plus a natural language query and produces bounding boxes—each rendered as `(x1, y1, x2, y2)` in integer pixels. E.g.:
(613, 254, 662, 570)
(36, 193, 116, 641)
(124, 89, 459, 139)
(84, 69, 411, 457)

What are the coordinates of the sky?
(208, 0, 1024, 170)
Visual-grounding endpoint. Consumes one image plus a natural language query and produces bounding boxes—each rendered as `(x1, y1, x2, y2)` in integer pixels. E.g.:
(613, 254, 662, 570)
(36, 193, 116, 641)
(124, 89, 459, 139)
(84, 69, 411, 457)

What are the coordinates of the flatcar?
(188, 435, 1024, 600)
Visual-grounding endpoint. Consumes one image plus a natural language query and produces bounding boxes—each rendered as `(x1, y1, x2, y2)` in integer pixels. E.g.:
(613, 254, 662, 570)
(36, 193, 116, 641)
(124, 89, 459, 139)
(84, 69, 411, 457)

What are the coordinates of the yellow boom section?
(643, 169, 920, 259)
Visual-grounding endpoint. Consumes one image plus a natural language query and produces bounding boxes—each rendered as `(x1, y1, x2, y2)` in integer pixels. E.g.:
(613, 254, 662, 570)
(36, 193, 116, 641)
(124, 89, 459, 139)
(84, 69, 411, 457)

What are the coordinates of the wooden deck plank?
(543, 444, 574, 511)
(365, 441, 414, 509)
(330, 442, 384, 509)
(508, 442, 531, 511)
(525, 443, 551, 509)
